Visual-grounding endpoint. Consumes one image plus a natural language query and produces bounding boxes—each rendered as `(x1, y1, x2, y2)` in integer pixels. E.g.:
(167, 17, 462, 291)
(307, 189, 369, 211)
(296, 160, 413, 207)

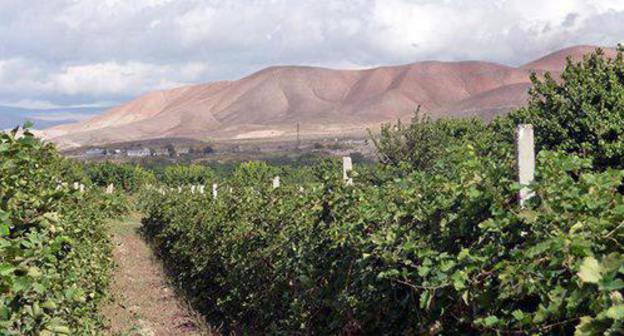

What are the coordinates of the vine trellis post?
(343, 156, 353, 185)
(151, 137, 536, 207)
(515, 124, 535, 207)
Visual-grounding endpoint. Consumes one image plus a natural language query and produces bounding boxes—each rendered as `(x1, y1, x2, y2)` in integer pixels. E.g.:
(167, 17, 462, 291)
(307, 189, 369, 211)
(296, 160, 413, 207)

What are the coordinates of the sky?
(0, 0, 623, 117)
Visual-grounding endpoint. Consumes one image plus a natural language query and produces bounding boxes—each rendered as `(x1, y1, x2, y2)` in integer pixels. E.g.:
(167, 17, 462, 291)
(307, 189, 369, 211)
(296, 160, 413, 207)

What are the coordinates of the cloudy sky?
(0, 0, 623, 113)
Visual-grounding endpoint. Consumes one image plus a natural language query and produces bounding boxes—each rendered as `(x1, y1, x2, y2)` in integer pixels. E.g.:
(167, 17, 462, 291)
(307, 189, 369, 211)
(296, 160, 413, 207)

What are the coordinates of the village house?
(126, 148, 151, 157)
(152, 148, 169, 156)
(85, 148, 106, 157)
(175, 146, 190, 155)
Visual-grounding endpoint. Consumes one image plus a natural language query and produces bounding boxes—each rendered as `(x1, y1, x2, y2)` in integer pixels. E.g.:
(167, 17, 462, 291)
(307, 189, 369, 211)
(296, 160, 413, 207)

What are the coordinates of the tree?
(166, 144, 177, 157)
(203, 145, 214, 155)
(499, 46, 624, 169)
(371, 107, 489, 172)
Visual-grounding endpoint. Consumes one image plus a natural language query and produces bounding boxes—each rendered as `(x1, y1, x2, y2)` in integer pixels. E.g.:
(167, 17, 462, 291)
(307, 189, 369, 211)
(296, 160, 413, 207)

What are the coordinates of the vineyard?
(0, 127, 127, 334)
(1, 47, 624, 335)
(136, 150, 624, 334)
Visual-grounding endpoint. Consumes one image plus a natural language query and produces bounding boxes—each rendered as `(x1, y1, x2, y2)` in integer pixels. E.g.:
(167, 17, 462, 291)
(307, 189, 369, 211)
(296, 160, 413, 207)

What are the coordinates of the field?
(2, 47, 624, 335)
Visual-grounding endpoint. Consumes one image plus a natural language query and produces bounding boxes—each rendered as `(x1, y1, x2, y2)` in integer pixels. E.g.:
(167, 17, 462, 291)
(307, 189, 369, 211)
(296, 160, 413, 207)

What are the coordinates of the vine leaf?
(578, 257, 603, 284)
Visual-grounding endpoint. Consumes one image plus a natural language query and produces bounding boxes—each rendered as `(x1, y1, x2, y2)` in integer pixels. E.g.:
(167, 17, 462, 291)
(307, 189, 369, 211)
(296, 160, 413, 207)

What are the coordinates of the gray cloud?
(0, 0, 623, 109)
(562, 13, 580, 27)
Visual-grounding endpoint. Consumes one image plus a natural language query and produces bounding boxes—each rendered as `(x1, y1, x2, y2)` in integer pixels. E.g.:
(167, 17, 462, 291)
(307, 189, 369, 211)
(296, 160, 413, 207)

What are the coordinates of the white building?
(127, 148, 151, 157)
(86, 148, 106, 156)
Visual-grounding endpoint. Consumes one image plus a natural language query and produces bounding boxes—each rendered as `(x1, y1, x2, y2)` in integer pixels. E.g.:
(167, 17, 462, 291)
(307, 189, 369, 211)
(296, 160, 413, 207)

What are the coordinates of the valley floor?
(101, 213, 216, 336)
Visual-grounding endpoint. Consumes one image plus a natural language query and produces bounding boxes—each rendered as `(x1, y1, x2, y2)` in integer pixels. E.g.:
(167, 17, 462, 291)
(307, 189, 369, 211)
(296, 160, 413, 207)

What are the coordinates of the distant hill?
(1, 106, 104, 130)
(520, 45, 617, 72)
(43, 45, 618, 149)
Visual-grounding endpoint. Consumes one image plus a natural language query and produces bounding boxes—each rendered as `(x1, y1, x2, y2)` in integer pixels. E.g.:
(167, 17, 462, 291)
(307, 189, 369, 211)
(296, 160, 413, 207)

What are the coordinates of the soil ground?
(101, 212, 218, 336)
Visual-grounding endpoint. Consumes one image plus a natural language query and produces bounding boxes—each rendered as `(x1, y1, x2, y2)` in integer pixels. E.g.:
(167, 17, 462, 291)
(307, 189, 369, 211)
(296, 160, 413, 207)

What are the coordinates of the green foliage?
(159, 164, 215, 186)
(0, 127, 119, 335)
(139, 133, 624, 334)
(371, 109, 491, 172)
(499, 46, 624, 169)
(229, 161, 279, 187)
(86, 161, 155, 192)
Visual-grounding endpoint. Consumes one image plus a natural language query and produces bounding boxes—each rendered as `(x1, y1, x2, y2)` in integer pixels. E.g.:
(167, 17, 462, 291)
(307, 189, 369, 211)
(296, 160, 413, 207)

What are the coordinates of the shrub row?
(139, 148, 624, 334)
(1, 128, 124, 335)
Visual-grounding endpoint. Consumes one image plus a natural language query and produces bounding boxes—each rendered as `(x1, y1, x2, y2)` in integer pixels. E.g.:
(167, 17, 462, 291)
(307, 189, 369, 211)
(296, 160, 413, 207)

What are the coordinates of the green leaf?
(0, 210, 9, 224)
(12, 276, 32, 293)
(574, 316, 597, 336)
(27, 266, 42, 278)
(451, 271, 467, 290)
(605, 305, 624, 320)
(483, 315, 499, 327)
(518, 209, 538, 224)
(50, 326, 71, 334)
(41, 300, 57, 311)
(0, 223, 8, 236)
(0, 264, 14, 276)
(512, 310, 525, 321)
(417, 265, 430, 277)
(578, 257, 603, 284)
(599, 278, 624, 291)
(613, 205, 624, 216)
(0, 210, 11, 237)
(457, 248, 470, 261)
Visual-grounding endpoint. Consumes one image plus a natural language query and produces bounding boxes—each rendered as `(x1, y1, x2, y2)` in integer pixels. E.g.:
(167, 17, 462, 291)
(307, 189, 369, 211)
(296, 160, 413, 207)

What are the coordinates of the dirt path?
(101, 213, 216, 336)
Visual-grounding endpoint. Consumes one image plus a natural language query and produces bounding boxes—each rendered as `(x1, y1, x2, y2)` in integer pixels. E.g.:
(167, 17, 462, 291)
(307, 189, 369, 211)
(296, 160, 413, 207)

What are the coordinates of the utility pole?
(296, 122, 301, 150)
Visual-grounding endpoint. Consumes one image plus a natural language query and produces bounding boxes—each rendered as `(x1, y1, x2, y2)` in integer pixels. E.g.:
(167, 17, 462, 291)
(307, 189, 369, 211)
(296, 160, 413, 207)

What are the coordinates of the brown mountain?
(44, 45, 616, 149)
(521, 45, 618, 72)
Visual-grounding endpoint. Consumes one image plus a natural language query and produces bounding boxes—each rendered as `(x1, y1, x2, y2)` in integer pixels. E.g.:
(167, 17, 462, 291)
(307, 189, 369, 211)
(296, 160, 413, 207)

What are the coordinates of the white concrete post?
(73, 182, 79, 190)
(191, 185, 196, 194)
(212, 183, 218, 199)
(177, 186, 182, 193)
(273, 176, 280, 189)
(199, 185, 205, 194)
(516, 124, 535, 207)
(343, 156, 353, 185)
(79, 184, 85, 193)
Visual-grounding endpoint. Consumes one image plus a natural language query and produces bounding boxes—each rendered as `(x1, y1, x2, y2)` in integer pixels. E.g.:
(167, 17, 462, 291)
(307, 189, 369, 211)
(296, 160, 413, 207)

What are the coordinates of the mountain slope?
(521, 45, 618, 72)
(45, 45, 616, 149)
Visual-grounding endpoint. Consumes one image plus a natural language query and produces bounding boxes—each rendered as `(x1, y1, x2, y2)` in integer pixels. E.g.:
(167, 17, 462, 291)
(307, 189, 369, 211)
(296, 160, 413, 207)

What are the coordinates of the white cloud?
(0, 58, 213, 99)
(51, 62, 188, 96)
(0, 0, 622, 108)
(365, 0, 617, 63)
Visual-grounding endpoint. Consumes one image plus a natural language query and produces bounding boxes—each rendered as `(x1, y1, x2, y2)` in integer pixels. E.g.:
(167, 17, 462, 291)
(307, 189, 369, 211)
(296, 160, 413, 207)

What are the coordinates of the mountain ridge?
(44, 45, 618, 149)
